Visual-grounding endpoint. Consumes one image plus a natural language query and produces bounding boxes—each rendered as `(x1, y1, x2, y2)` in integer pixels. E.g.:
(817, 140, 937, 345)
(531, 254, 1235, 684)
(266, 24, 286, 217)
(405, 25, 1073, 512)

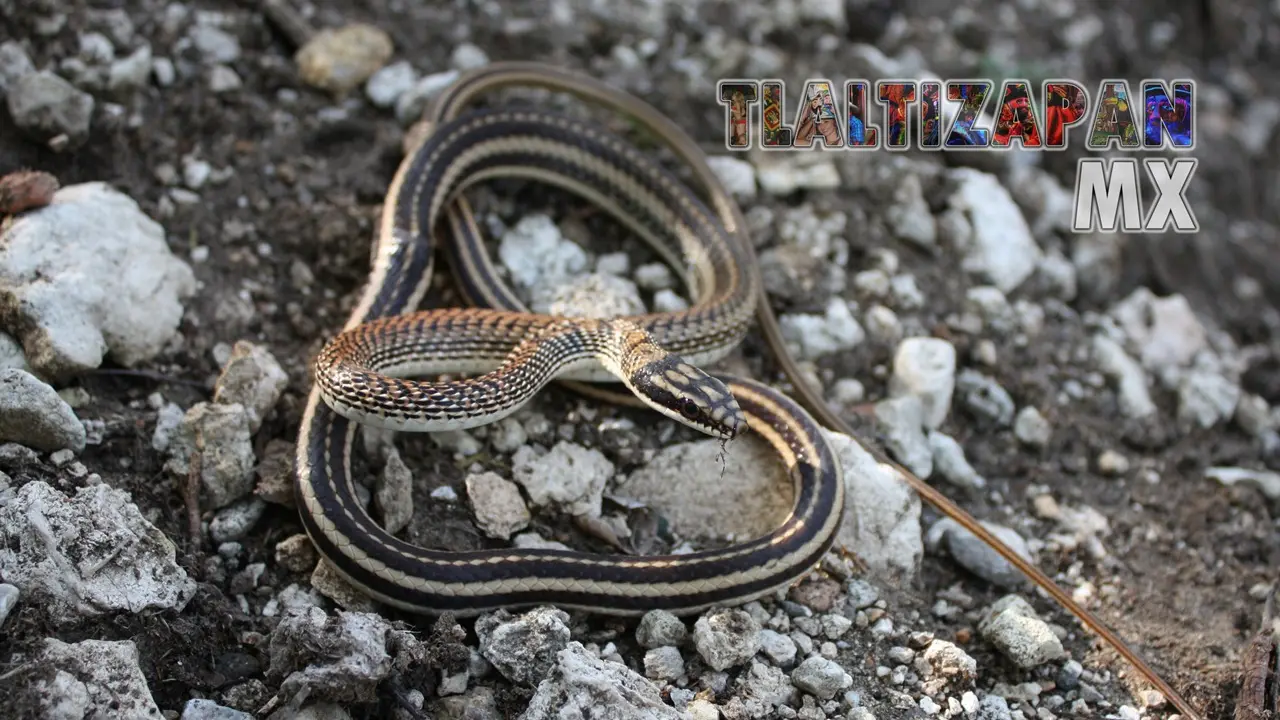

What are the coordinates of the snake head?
(630, 356, 746, 440)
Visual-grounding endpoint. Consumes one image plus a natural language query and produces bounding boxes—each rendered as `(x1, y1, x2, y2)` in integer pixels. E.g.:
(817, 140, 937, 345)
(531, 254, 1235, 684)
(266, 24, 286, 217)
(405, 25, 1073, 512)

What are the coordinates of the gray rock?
(0, 332, 29, 373)
(489, 416, 527, 454)
(755, 156, 841, 195)
(438, 668, 468, 696)
(928, 432, 986, 489)
(845, 579, 879, 610)
(0, 40, 36, 98)
(1235, 394, 1273, 437)
(164, 402, 255, 509)
(1013, 406, 1052, 447)
(643, 646, 684, 681)
(886, 646, 915, 665)
(758, 629, 798, 666)
(6, 71, 94, 147)
(1207, 466, 1280, 501)
(790, 656, 851, 700)
(693, 608, 761, 671)
(760, 244, 846, 305)
(820, 614, 852, 639)
(927, 518, 1031, 589)
(84, 8, 135, 46)
(108, 44, 152, 93)
(828, 432, 923, 578)
(151, 401, 185, 452)
(947, 168, 1041, 293)
(956, 369, 1016, 427)
(965, 286, 1016, 335)
(364, 60, 417, 109)
(269, 607, 422, 704)
(150, 56, 174, 87)
(1034, 250, 1078, 301)
(522, 642, 682, 719)
(978, 595, 1065, 668)
(543, 272, 644, 318)
(1008, 165, 1076, 240)
(511, 441, 612, 518)
(623, 436, 790, 541)
(189, 25, 240, 64)
(886, 173, 937, 250)
(1177, 368, 1241, 429)
(779, 298, 865, 361)
(733, 660, 795, 716)
(0, 482, 195, 624)
(23, 639, 161, 718)
(889, 337, 957, 429)
(449, 42, 489, 71)
(476, 607, 572, 686)
(375, 447, 414, 535)
(976, 694, 1013, 720)
(874, 395, 933, 479)
(495, 214, 587, 301)
(0, 369, 86, 452)
(0, 442, 39, 465)
(465, 471, 530, 540)
(637, 609, 688, 648)
(595, 252, 630, 276)
(212, 341, 287, 432)
(0, 183, 197, 381)
(0, 583, 18, 628)
(209, 496, 268, 544)
(434, 686, 500, 720)
(1109, 288, 1208, 375)
(208, 65, 241, 92)
(706, 156, 757, 199)
(181, 698, 253, 719)
(921, 639, 977, 682)
(1056, 659, 1083, 690)
(1092, 335, 1156, 418)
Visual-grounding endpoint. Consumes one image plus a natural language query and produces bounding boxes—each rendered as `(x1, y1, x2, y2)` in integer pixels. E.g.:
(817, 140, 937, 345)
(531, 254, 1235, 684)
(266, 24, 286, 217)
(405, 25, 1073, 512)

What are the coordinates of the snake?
(294, 63, 844, 616)
(287, 60, 1207, 718)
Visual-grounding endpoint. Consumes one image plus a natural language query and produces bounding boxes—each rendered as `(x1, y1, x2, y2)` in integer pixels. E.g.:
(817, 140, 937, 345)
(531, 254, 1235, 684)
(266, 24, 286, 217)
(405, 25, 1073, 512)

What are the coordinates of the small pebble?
(0, 583, 18, 628)
(886, 646, 915, 665)
(1097, 449, 1130, 476)
(758, 629, 798, 666)
(637, 610, 688, 648)
(1014, 406, 1052, 447)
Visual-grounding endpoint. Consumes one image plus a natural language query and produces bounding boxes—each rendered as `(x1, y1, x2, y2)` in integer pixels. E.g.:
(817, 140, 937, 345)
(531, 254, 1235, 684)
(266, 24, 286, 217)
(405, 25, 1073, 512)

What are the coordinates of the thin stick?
(185, 449, 204, 547)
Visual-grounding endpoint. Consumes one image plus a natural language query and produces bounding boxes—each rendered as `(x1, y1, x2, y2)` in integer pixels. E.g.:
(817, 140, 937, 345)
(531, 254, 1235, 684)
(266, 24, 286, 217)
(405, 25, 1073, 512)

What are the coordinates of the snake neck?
(314, 313, 742, 437)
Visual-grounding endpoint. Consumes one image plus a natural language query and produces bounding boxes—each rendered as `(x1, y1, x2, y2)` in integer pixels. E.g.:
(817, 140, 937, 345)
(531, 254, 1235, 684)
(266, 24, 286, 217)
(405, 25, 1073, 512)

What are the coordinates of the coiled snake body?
(295, 63, 844, 615)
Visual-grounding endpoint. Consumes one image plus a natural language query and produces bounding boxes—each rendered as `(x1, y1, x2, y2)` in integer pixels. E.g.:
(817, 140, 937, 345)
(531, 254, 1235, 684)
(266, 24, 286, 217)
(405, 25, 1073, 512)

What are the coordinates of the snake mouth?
(705, 402, 747, 440)
(696, 394, 747, 440)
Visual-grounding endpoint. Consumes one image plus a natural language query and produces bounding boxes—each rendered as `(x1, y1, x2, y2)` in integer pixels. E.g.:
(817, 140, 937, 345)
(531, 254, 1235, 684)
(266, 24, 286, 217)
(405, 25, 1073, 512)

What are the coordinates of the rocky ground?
(1, 0, 1279, 719)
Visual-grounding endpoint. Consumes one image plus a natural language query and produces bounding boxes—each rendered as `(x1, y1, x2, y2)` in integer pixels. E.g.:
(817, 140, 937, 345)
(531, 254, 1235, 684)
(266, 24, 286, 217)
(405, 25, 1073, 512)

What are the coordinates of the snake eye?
(680, 398, 701, 419)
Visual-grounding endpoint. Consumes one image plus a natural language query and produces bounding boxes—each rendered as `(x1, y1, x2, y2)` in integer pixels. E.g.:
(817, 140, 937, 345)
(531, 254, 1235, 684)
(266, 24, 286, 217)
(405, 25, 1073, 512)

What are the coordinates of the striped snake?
(296, 63, 843, 615)
(292, 62, 1201, 719)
